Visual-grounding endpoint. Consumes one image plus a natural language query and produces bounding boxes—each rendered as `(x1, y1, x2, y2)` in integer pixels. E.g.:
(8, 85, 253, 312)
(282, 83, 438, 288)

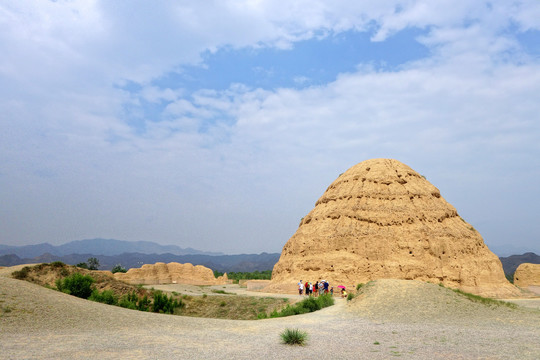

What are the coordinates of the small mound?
(347, 279, 521, 323)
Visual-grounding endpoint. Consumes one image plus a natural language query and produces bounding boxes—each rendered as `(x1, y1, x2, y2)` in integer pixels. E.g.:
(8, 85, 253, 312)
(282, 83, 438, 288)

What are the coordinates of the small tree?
(111, 264, 127, 273)
(87, 257, 100, 270)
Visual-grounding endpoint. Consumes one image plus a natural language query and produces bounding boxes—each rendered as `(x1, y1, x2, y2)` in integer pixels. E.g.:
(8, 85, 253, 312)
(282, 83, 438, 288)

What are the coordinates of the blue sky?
(1, 1, 540, 255)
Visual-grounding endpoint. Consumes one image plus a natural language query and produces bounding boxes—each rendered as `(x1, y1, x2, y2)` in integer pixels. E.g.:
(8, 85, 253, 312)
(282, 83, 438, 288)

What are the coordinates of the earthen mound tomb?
(114, 262, 228, 285)
(269, 158, 519, 298)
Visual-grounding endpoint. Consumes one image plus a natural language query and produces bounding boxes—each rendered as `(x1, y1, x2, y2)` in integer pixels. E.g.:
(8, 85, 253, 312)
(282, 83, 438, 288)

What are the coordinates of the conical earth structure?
(269, 159, 519, 298)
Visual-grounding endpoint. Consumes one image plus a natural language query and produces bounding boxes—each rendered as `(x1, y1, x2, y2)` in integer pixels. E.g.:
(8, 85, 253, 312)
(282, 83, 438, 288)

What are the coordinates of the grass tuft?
(280, 328, 308, 346)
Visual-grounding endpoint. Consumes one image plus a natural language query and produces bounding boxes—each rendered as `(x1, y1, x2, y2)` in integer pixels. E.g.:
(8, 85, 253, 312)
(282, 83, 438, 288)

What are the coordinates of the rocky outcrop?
(114, 262, 228, 285)
(269, 159, 519, 298)
(514, 263, 540, 288)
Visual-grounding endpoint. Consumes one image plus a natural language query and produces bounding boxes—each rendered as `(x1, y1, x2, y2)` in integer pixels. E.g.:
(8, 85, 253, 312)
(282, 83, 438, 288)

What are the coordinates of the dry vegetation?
(178, 294, 288, 319)
(10, 262, 291, 320)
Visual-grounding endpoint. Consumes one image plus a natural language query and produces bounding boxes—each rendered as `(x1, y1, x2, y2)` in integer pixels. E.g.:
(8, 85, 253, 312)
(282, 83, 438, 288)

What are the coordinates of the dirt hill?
(270, 158, 519, 298)
(347, 279, 521, 323)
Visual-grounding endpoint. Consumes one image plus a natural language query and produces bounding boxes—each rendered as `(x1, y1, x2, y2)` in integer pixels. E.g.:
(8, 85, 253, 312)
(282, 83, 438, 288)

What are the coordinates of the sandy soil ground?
(148, 283, 301, 300)
(1, 266, 539, 360)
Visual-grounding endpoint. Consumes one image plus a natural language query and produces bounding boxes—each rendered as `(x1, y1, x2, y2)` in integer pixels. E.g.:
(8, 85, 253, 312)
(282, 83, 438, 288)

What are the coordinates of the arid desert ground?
(1, 265, 539, 360)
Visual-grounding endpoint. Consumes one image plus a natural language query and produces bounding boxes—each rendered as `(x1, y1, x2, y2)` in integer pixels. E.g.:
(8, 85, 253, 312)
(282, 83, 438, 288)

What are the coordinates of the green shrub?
(111, 264, 127, 274)
(12, 266, 30, 280)
(356, 283, 364, 291)
(317, 293, 335, 308)
(118, 292, 151, 311)
(119, 297, 137, 310)
(76, 262, 89, 269)
(56, 273, 95, 299)
(152, 291, 184, 314)
(270, 294, 334, 318)
(257, 312, 268, 319)
(280, 328, 308, 346)
(89, 289, 118, 305)
(301, 297, 321, 312)
(138, 295, 151, 311)
(347, 293, 355, 301)
(275, 304, 307, 317)
(50, 261, 66, 268)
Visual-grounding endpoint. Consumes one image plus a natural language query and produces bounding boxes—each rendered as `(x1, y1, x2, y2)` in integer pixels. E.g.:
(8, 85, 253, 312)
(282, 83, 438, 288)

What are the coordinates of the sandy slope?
(1, 266, 539, 360)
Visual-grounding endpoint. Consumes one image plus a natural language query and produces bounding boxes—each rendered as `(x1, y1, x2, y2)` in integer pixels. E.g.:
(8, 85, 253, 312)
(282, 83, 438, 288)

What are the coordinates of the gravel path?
(1, 268, 539, 359)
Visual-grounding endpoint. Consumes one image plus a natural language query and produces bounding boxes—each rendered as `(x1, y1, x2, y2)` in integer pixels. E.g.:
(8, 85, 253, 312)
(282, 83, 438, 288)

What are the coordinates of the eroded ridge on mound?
(269, 158, 519, 298)
(114, 262, 228, 285)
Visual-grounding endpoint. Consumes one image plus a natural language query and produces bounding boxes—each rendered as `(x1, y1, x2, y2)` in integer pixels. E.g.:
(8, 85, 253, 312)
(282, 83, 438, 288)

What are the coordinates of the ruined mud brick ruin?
(114, 262, 228, 285)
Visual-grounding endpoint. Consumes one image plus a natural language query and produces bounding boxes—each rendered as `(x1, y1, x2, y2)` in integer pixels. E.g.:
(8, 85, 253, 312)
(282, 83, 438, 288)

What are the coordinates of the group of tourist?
(297, 279, 333, 296)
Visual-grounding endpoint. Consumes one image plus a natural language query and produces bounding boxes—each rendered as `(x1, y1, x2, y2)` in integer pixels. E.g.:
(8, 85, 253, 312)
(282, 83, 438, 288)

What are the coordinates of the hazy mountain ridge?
(499, 252, 540, 276)
(0, 252, 280, 273)
(2, 239, 536, 275)
(0, 238, 223, 258)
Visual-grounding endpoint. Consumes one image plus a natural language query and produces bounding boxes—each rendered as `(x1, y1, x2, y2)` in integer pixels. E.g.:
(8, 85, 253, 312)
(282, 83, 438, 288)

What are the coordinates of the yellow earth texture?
(114, 262, 228, 285)
(514, 263, 540, 288)
(269, 158, 519, 298)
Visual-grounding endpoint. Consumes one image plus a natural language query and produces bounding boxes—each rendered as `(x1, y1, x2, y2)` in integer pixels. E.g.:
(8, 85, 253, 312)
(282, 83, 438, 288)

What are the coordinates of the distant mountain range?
(0, 252, 280, 273)
(0, 238, 223, 258)
(0, 238, 279, 272)
(499, 252, 540, 276)
(1, 239, 537, 275)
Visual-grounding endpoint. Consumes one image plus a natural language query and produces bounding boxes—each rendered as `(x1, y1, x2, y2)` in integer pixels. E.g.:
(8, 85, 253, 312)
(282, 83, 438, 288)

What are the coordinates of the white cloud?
(1, 1, 539, 253)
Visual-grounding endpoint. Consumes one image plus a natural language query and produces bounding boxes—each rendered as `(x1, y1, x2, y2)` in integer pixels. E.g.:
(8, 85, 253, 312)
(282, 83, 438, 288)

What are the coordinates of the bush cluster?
(111, 264, 127, 274)
(258, 294, 334, 319)
(118, 291, 151, 311)
(152, 291, 184, 314)
(12, 266, 30, 280)
(89, 289, 118, 305)
(54, 271, 185, 314)
(56, 273, 94, 299)
(50, 261, 66, 268)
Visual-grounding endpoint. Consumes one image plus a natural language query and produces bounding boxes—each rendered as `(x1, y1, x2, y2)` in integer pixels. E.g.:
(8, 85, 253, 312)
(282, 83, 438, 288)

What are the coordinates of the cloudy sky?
(1, 1, 539, 256)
